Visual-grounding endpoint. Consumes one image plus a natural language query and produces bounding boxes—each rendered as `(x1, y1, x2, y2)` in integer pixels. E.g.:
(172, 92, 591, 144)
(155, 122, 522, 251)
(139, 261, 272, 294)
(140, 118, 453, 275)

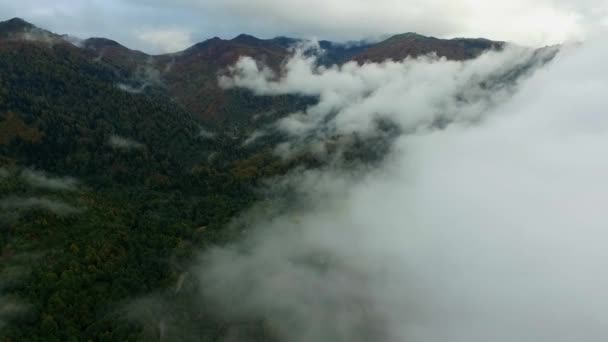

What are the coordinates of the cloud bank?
(193, 35, 608, 342)
(0, 197, 81, 216)
(221, 43, 556, 157)
(20, 169, 78, 192)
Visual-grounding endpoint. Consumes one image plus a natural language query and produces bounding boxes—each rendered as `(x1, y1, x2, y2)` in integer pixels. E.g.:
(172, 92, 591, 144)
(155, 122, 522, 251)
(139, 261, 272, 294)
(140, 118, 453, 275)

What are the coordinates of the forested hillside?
(0, 17, 527, 341)
(0, 20, 305, 341)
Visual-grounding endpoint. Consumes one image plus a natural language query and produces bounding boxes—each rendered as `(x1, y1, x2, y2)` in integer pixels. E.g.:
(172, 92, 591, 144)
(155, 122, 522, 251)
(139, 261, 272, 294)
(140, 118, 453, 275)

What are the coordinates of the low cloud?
(0, 266, 27, 332)
(117, 83, 146, 94)
(108, 135, 145, 150)
(242, 130, 267, 147)
(0, 196, 81, 216)
(198, 128, 216, 139)
(116, 59, 164, 94)
(0, 298, 23, 331)
(221, 43, 556, 157)
(20, 169, 78, 192)
(0, 251, 38, 332)
(4, 25, 63, 46)
(193, 36, 608, 341)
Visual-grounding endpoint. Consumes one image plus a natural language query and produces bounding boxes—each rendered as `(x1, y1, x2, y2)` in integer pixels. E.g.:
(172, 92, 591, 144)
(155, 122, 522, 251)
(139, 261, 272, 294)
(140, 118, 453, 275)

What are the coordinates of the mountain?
(161, 35, 290, 121)
(81, 37, 150, 70)
(0, 18, 506, 124)
(0, 18, 302, 342)
(0, 17, 63, 44)
(0, 17, 550, 341)
(352, 32, 504, 63)
(0, 17, 38, 36)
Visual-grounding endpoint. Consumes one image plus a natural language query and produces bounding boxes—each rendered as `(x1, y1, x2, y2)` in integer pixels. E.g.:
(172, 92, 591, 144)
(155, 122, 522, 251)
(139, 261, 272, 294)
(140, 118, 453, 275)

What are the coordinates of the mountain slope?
(0, 17, 554, 341)
(0, 17, 63, 44)
(0, 19, 507, 125)
(352, 33, 504, 63)
(0, 20, 302, 342)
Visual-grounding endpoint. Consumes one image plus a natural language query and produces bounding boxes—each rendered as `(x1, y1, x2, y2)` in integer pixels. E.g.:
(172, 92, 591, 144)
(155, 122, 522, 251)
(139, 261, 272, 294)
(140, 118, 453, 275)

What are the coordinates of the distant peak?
(0, 17, 37, 33)
(6, 17, 26, 23)
(233, 33, 255, 39)
(232, 33, 262, 44)
(388, 32, 430, 41)
(271, 36, 300, 48)
(5, 17, 31, 26)
(186, 37, 223, 49)
(83, 37, 124, 49)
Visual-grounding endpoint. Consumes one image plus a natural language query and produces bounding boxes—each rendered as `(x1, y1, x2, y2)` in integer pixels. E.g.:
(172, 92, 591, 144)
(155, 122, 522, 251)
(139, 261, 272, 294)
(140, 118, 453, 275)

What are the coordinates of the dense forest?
(0, 26, 312, 341)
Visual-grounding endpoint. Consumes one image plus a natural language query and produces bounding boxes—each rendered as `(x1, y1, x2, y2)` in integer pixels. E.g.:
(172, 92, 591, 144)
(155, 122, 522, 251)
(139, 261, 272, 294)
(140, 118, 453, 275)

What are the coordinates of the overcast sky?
(1, 0, 606, 54)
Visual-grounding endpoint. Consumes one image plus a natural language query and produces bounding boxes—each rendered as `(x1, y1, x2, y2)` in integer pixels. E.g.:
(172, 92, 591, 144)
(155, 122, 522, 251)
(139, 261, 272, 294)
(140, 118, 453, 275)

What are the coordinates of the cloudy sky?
(1, 0, 607, 54)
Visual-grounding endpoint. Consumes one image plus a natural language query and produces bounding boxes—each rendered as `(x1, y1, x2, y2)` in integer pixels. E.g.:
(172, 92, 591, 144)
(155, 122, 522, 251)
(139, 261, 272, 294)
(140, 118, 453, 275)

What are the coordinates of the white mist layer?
(200, 39, 608, 342)
(221, 44, 556, 158)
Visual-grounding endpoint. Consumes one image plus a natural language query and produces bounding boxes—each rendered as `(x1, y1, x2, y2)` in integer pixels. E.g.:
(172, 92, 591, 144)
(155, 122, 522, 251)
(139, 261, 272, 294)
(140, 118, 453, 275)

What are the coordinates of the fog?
(108, 135, 145, 150)
(0, 197, 80, 216)
(115, 58, 165, 94)
(0, 292, 22, 331)
(221, 43, 556, 157)
(20, 169, 78, 192)
(194, 36, 608, 342)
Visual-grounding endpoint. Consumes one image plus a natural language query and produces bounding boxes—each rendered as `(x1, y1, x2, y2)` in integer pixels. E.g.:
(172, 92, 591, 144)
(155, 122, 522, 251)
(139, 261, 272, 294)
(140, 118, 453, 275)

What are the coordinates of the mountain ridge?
(1, 17, 504, 60)
(0, 17, 515, 124)
(0, 16, 561, 342)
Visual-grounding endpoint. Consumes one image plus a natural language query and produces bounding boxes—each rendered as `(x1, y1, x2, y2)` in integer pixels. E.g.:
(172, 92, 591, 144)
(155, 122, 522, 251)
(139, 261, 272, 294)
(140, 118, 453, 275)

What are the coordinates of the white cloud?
(242, 130, 267, 146)
(0, 197, 81, 215)
(198, 127, 216, 139)
(116, 59, 164, 93)
(117, 83, 146, 94)
(221, 42, 556, 155)
(134, 28, 193, 54)
(108, 135, 145, 150)
(20, 169, 78, 192)
(0, 298, 22, 330)
(194, 36, 608, 341)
